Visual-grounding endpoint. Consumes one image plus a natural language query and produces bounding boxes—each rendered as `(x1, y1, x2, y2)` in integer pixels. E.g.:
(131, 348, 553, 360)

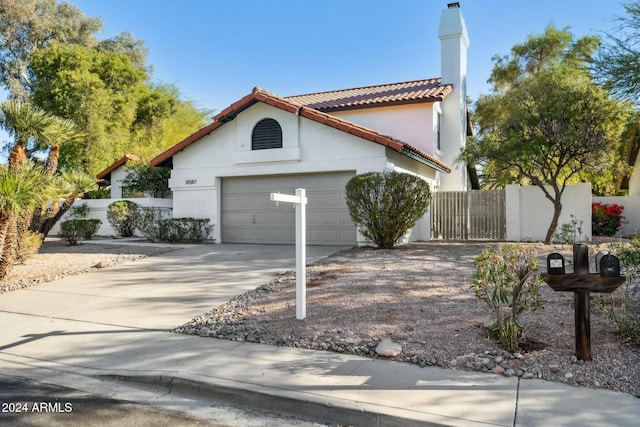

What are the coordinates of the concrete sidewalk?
(1, 244, 638, 426)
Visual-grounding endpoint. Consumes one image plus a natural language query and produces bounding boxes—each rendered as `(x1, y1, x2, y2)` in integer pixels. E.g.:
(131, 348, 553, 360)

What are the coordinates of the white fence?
(505, 183, 592, 242)
(49, 198, 173, 237)
(593, 196, 640, 237)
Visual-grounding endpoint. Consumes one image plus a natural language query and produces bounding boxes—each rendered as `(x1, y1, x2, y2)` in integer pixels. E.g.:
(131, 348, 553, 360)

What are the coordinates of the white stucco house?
(149, 2, 471, 245)
(96, 154, 140, 198)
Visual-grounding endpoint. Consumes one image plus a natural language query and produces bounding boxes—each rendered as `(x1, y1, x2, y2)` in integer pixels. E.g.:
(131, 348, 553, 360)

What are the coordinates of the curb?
(97, 374, 454, 427)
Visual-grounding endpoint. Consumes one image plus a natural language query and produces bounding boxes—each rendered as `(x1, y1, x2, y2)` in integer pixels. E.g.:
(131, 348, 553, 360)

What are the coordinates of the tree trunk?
(0, 212, 10, 257)
(29, 204, 45, 236)
(8, 144, 27, 173)
(0, 214, 18, 279)
(45, 144, 60, 176)
(544, 199, 563, 245)
(14, 209, 33, 261)
(39, 196, 76, 239)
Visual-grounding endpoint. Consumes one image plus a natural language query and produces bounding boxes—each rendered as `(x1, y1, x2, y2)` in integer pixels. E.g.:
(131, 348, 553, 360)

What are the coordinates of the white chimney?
(437, 2, 469, 191)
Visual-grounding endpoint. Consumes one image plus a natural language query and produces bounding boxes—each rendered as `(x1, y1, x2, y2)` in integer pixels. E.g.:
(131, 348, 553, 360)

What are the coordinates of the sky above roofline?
(0, 1, 631, 162)
(68, 0, 627, 115)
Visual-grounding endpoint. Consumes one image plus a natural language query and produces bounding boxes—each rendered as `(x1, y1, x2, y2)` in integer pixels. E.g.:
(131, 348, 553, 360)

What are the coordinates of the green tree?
(28, 43, 210, 176)
(121, 163, 171, 198)
(28, 42, 147, 174)
(0, 0, 102, 99)
(464, 26, 630, 244)
(595, 1, 640, 102)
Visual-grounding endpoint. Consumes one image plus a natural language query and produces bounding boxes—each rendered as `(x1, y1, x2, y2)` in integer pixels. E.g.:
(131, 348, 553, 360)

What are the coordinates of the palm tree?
(37, 170, 98, 239)
(0, 101, 84, 276)
(0, 100, 80, 173)
(0, 165, 54, 278)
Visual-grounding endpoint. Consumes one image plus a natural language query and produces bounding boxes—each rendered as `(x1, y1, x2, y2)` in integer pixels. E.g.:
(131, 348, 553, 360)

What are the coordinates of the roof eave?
(314, 96, 448, 113)
(399, 147, 451, 173)
(96, 154, 140, 180)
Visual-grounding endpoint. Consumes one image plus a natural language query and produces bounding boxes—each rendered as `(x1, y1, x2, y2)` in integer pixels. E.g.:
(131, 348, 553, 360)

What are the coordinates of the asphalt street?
(0, 374, 221, 427)
(0, 373, 333, 427)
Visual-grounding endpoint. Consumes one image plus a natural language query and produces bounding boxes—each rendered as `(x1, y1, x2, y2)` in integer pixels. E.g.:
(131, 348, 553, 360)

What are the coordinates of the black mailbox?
(599, 254, 621, 277)
(547, 252, 566, 275)
(595, 251, 610, 273)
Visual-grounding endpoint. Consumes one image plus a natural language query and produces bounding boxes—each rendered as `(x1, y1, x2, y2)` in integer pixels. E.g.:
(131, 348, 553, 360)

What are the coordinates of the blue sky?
(70, 0, 629, 113)
(0, 1, 632, 157)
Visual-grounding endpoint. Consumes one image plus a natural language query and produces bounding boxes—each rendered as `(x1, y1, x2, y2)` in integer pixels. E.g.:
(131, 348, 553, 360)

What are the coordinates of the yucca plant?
(0, 165, 54, 278)
(36, 170, 98, 239)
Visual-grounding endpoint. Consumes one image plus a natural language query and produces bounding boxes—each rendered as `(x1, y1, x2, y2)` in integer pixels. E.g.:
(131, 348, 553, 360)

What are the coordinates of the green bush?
(157, 218, 213, 242)
(602, 237, 640, 344)
(60, 219, 101, 246)
(136, 208, 212, 242)
(345, 171, 431, 248)
(135, 207, 170, 241)
(471, 244, 544, 352)
(107, 200, 140, 237)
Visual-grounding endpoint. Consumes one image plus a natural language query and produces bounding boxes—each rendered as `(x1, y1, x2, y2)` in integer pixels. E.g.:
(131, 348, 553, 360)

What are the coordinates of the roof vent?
(448, 2, 460, 8)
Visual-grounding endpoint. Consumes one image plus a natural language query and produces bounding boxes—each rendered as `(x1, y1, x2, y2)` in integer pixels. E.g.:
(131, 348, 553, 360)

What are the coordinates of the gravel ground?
(175, 240, 640, 398)
(0, 238, 175, 294)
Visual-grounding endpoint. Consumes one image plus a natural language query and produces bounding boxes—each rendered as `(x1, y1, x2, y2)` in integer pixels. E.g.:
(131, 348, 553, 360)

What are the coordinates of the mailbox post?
(544, 243, 624, 361)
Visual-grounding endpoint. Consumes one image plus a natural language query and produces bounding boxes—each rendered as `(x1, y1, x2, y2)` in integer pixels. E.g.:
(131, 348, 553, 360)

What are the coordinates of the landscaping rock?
(375, 339, 402, 357)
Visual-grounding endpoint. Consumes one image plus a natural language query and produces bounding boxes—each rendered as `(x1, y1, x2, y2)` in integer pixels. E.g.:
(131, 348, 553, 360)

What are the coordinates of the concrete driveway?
(0, 244, 347, 333)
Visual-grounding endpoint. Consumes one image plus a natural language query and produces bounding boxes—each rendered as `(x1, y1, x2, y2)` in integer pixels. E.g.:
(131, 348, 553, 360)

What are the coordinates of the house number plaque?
(185, 179, 197, 184)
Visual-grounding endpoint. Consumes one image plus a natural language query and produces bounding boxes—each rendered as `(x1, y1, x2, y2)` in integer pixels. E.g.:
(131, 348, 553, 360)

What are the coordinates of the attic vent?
(251, 118, 283, 150)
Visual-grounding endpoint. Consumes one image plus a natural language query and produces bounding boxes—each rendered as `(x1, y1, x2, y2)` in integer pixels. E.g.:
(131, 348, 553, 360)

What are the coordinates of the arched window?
(251, 118, 282, 150)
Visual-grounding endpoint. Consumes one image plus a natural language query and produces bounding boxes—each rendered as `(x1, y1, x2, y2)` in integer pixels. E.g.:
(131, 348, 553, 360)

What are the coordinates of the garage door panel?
(222, 173, 356, 245)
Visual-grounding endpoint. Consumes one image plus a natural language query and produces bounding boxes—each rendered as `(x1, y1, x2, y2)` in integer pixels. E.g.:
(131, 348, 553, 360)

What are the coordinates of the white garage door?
(222, 172, 356, 245)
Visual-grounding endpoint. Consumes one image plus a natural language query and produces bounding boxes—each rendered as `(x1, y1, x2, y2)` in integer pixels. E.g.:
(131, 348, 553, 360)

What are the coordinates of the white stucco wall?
(109, 167, 129, 198)
(169, 102, 438, 244)
(331, 104, 435, 155)
(505, 183, 592, 242)
(628, 152, 640, 196)
(50, 198, 173, 237)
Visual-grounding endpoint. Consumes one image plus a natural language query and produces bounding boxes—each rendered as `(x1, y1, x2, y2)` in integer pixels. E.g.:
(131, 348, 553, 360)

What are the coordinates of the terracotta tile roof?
(97, 154, 140, 180)
(151, 87, 451, 173)
(285, 78, 452, 112)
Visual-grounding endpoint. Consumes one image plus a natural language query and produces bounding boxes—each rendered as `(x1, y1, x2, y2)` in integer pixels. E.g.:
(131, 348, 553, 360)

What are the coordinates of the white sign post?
(270, 188, 307, 320)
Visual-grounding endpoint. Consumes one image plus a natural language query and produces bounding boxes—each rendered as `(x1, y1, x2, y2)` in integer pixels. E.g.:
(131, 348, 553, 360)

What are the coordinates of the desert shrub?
(603, 237, 640, 344)
(107, 200, 140, 237)
(157, 218, 213, 242)
(592, 202, 624, 236)
(345, 171, 431, 249)
(471, 244, 545, 352)
(60, 219, 101, 245)
(135, 207, 170, 241)
(136, 208, 212, 242)
(553, 215, 585, 245)
(17, 230, 43, 262)
(82, 187, 111, 199)
(69, 203, 90, 219)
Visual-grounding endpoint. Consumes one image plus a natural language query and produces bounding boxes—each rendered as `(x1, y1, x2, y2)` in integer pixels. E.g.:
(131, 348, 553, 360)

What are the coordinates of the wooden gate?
(431, 190, 506, 240)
